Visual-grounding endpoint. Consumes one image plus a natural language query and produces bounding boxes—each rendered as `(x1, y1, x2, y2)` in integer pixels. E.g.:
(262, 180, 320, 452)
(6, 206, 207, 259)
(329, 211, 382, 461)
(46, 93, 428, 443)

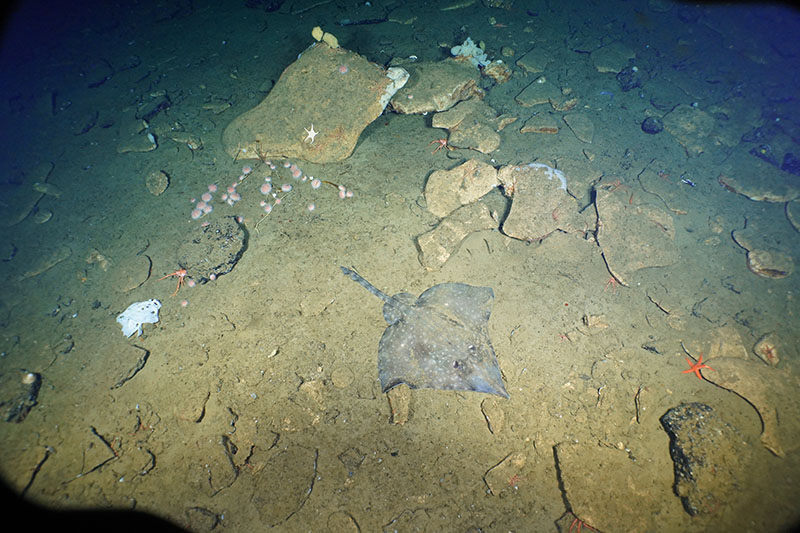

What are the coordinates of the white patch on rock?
(381, 67, 410, 111)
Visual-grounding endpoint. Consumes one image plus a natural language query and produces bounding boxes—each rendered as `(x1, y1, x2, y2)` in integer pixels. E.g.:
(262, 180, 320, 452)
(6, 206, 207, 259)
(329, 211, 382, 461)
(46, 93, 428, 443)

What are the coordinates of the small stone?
(387, 384, 411, 425)
(32, 182, 61, 198)
(582, 314, 609, 329)
(662, 104, 715, 156)
(641, 116, 664, 134)
(520, 115, 559, 134)
(432, 100, 504, 154)
(33, 208, 53, 224)
(331, 366, 355, 388)
(746, 249, 792, 279)
(145, 170, 169, 196)
(781, 153, 800, 176)
(753, 333, 780, 366)
(787, 199, 800, 232)
(483, 60, 512, 83)
(481, 398, 505, 434)
(616, 65, 643, 92)
(484, 452, 526, 495)
(168, 132, 203, 151)
(563, 113, 594, 143)
(515, 47, 551, 73)
(550, 96, 579, 112)
(86, 249, 112, 271)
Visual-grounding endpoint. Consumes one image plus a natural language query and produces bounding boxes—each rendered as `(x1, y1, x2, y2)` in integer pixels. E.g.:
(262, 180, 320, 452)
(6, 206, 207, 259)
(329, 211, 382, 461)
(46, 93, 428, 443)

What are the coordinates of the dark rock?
(741, 124, 778, 143)
(176, 217, 248, 283)
(650, 95, 676, 112)
(137, 95, 171, 122)
(245, 0, 285, 11)
(749, 144, 779, 166)
(616, 66, 643, 92)
(1, 370, 41, 422)
(0, 241, 17, 262)
(641, 116, 664, 134)
(781, 153, 800, 176)
(763, 85, 794, 103)
(660, 402, 752, 516)
(677, 6, 701, 23)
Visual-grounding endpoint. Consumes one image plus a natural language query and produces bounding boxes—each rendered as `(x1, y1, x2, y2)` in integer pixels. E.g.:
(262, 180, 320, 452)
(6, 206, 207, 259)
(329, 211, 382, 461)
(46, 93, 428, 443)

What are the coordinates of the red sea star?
(682, 353, 714, 380)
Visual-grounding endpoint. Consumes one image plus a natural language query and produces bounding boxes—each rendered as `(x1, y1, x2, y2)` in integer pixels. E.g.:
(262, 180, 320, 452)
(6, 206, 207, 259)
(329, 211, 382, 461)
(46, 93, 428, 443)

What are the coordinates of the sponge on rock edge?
(311, 26, 339, 48)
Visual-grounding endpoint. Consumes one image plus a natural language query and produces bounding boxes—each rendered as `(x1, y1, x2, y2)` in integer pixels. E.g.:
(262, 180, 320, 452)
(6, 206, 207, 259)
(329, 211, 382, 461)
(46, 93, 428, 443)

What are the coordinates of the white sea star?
(304, 124, 318, 144)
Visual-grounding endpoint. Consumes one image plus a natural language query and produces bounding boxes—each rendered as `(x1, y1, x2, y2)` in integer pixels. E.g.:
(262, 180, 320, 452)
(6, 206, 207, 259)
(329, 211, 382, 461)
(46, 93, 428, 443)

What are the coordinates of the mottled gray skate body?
(341, 266, 508, 398)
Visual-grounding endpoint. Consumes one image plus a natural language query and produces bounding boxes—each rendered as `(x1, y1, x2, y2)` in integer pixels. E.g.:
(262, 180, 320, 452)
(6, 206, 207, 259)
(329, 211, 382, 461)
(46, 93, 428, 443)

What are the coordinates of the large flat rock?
(390, 59, 482, 114)
(432, 100, 512, 154)
(515, 47, 551, 74)
(515, 76, 560, 107)
(424, 159, 498, 218)
(662, 104, 715, 157)
(703, 358, 800, 457)
(555, 441, 663, 533)
(0, 161, 53, 227)
(497, 163, 584, 242)
(595, 186, 678, 286)
(718, 150, 800, 203)
(417, 202, 496, 271)
(590, 42, 635, 73)
(222, 42, 407, 164)
(660, 403, 752, 516)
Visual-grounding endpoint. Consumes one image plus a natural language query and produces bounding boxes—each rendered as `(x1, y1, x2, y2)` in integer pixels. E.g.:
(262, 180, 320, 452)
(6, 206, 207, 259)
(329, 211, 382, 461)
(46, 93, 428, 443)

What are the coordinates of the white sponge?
(116, 299, 162, 337)
(450, 37, 490, 68)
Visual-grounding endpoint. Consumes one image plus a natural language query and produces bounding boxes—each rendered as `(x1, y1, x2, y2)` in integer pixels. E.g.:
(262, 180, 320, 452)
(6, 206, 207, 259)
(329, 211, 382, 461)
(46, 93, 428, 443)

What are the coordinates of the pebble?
(641, 116, 664, 135)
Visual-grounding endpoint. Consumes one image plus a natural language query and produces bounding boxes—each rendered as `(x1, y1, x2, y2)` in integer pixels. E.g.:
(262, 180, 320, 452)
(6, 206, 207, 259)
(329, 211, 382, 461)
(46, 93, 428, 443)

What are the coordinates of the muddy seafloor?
(1, 1, 799, 531)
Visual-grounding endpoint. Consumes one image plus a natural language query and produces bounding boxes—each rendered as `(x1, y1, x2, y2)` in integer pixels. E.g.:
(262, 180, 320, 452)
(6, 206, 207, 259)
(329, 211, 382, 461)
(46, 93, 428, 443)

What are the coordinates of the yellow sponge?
(311, 26, 339, 48)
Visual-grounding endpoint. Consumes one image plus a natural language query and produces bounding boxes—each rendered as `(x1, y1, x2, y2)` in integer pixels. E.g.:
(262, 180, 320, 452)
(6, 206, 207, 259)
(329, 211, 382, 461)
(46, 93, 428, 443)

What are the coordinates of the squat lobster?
(429, 138, 451, 154)
(158, 268, 188, 296)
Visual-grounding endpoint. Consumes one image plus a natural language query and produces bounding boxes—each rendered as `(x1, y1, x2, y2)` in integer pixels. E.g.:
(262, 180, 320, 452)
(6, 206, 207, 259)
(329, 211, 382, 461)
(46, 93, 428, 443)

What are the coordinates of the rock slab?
(390, 59, 481, 114)
(222, 42, 408, 164)
(432, 100, 512, 154)
(417, 203, 496, 270)
(660, 402, 751, 516)
(177, 217, 247, 283)
(498, 163, 583, 242)
(555, 441, 656, 533)
(595, 187, 677, 285)
(703, 358, 800, 457)
(424, 159, 498, 218)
